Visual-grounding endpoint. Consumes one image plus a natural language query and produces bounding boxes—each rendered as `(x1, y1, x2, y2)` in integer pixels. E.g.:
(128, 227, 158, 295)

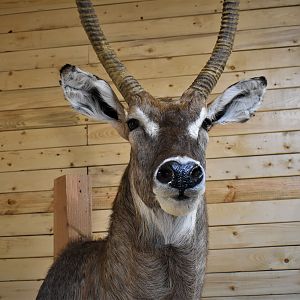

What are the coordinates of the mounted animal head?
(60, 0, 266, 217)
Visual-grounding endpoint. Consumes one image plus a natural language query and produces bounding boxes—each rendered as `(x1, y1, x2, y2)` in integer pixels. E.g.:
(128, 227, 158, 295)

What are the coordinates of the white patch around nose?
(188, 107, 207, 139)
(133, 108, 159, 137)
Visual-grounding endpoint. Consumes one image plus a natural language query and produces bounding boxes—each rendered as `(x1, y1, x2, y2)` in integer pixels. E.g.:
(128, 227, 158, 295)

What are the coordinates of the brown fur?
(37, 65, 266, 299)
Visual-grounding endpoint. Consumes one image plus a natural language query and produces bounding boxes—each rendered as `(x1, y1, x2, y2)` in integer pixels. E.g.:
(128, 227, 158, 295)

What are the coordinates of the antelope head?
(60, 0, 266, 218)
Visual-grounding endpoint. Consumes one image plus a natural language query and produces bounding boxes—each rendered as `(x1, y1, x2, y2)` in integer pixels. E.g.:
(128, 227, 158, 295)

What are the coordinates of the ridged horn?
(184, 0, 239, 101)
(76, 0, 144, 103)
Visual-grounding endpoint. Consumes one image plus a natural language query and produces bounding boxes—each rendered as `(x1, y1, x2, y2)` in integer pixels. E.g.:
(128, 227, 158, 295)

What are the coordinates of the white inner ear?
(207, 78, 266, 124)
(132, 107, 160, 137)
(188, 107, 207, 139)
(94, 80, 120, 112)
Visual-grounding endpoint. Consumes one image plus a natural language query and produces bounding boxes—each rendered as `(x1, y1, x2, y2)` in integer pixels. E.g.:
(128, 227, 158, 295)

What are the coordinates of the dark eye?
(202, 118, 212, 131)
(127, 118, 140, 131)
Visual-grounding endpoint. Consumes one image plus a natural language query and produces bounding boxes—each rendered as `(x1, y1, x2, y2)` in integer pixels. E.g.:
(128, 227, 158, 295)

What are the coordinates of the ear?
(205, 77, 267, 129)
(60, 64, 128, 140)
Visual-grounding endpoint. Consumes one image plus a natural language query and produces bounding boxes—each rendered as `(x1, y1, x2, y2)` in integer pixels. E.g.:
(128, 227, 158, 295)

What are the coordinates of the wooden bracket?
(53, 174, 92, 257)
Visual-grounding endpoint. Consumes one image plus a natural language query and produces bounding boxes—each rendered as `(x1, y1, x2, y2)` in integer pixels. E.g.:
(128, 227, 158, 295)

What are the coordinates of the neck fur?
(130, 177, 198, 247)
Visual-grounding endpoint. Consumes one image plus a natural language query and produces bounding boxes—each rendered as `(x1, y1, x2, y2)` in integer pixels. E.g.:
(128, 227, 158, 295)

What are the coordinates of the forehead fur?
(129, 92, 205, 125)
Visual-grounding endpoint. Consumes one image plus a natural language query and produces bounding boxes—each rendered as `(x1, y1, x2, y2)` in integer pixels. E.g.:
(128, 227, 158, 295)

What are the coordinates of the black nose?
(60, 64, 74, 75)
(156, 161, 204, 191)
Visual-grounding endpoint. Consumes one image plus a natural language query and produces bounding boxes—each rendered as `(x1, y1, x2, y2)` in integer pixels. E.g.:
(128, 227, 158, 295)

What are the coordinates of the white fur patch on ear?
(60, 65, 126, 122)
(208, 77, 267, 125)
(188, 107, 207, 139)
(133, 108, 160, 137)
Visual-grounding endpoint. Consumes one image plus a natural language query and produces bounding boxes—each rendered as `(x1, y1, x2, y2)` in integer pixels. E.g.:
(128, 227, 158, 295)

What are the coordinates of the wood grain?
(1, 48, 300, 90)
(1, 247, 299, 280)
(1, 222, 300, 258)
(1, 176, 299, 215)
(1, 7, 299, 53)
(1, 131, 300, 172)
(1, 199, 299, 237)
(0, 276, 299, 299)
(0, 0, 299, 295)
(0, 126, 87, 151)
(203, 270, 300, 297)
(2, 0, 299, 34)
(53, 175, 92, 256)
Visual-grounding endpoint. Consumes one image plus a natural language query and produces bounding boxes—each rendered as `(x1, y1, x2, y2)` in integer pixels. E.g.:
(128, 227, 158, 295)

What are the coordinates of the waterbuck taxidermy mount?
(37, 0, 267, 299)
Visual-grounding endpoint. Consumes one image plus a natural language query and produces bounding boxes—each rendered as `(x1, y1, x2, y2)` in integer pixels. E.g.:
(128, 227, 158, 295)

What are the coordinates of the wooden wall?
(0, 0, 300, 298)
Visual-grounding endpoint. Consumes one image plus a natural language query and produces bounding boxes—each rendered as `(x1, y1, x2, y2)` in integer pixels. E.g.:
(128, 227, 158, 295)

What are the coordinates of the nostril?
(190, 166, 202, 180)
(156, 163, 174, 184)
(189, 165, 204, 187)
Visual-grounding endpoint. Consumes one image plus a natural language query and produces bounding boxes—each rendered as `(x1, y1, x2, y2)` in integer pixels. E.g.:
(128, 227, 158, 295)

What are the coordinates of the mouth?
(153, 185, 205, 216)
(173, 190, 190, 201)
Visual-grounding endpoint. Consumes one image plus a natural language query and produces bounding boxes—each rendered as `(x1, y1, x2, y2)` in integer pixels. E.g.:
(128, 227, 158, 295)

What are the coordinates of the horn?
(183, 0, 240, 101)
(76, 0, 144, 103)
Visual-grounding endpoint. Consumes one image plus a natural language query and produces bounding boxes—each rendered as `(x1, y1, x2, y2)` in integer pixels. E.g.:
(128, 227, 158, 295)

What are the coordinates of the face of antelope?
(60, 64, 267, 217)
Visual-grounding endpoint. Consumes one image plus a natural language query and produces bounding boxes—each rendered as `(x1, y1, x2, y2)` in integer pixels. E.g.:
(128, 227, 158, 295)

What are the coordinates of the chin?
(158, 197, 201, 216)
(154, 187, 205, 217)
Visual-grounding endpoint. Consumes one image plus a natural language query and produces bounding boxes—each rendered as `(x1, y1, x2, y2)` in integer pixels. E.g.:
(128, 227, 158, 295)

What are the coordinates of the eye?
(201, 118, 212, 131)
(127, 118, 140, 131)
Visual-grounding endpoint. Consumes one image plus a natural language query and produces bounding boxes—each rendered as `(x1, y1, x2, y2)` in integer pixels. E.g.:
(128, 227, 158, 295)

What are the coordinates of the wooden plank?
(206, 153, 300, 181)
(138, 67, 300, 99)
(206, 176, 300, 204)
(88, 124, 126, 145)
(209, 222, 300, 249)
(210, 109, 300, 137)
(2, 0, 299, 34)
(207, 246, 300, 273)
(0, 209, 111, 236)
(1, 176, 299, 214)
(89, 165, 127, 188)
(208, 199, 300, 226)
(0, 277, 299, 300)
(1, 7, 299, 52)
(53, 175, 92, 256)
(2, 46, 300, 89)
(1, 131, 300, 172)
(0, 106, 89, 131)
(1, 90, 300, 134)
(0, 167, 87, 194)
(2, 84, 299, 113)
(0, 45, 88, 72)
(1, 199, 299, 236)
(1, 26, 299, 73)
(89, 152, 300, 185)
(0, 281, 42, 300)
(0, 191, 54, 215)
(91, 26, 300, 61)
(0, 87, 64, 111)
(0, 257, 52, 281)
(203, 270, 300, 297)
(0, 187, 115, 215)
(0, 126, 87, 151)
(0, 235, 53, 258)
(0, 131, 300, 172)
(1, 63, 298, 101)
(2, 222, 300, 258)
(92, 46, 300, 81)
(89, 128, 300, 158)
(1, 246, 299, 280)
(254, 87, 300, 111)
(0, 0, 145, 15)
(0, 144, 131, 172)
